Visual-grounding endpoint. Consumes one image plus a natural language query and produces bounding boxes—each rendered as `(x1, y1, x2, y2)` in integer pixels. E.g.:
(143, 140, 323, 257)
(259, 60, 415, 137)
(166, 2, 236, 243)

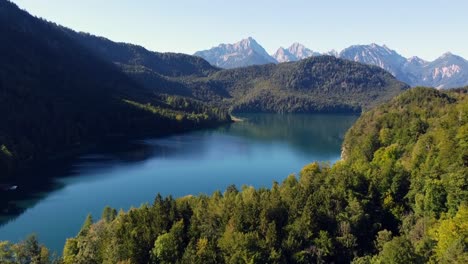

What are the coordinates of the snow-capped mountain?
(193, 37, 276, 68)
(195, 38, 468, 88)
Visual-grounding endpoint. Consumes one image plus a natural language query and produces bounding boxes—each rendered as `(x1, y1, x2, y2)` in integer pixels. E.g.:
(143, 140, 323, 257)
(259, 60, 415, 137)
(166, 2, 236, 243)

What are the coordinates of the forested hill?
(62, 30, 222, 98)
(0, 1, 230, 183)
(6, 87, 460, 263)
(202, 56, 409, 113)
(67, 31, 219, 78)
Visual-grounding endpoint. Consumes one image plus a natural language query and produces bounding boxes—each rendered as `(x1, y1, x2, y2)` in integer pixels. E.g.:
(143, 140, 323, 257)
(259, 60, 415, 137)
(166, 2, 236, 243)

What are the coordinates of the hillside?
(0, 1, 230, 183)
(201, 56, 409, 113)
(7, 87, 462, 263)
(70, 32, 218, 78)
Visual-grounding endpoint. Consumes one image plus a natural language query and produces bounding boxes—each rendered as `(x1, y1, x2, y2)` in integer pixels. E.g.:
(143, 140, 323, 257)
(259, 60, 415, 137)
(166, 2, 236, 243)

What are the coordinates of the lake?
(0, 113, 358, 254)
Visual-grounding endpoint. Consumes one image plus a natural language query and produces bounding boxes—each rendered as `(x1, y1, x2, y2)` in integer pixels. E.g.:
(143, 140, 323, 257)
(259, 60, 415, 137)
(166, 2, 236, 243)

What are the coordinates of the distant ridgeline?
(194, 38, 468, 89)
(2, 87, 464, 263)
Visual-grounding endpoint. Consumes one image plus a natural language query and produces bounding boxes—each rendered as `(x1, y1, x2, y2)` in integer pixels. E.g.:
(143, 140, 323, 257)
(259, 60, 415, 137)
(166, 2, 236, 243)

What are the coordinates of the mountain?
(194, 37, 277, 68)
(288, 43, 321, 59)
(339, 44, 468, 89)
(272, 43, 320, 62)
(0, 1, 230, 183)
(409, 52, 468, 88)
(339, 44, 410, 83)
(196, 39, 468, 88)
(272, 47, 297, 63)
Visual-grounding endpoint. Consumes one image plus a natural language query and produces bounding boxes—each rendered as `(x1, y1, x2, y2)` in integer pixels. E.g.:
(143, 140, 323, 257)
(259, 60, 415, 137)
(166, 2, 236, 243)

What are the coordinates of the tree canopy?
(1, 87, 463, 263)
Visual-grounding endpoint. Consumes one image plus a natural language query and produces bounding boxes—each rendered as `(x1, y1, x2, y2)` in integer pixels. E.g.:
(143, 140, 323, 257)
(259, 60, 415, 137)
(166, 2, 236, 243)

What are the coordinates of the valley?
(0, 0, 467, 263)
(0, 1, 407, 184)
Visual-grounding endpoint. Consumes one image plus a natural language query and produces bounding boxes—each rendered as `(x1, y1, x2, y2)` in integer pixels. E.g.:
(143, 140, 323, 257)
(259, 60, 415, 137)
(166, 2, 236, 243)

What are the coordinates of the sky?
(11, 0, 468, 61)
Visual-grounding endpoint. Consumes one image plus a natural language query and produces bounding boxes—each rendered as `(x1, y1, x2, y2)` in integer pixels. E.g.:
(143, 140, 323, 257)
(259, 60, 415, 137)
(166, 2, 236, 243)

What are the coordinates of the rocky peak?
(273, 47, 297, 63)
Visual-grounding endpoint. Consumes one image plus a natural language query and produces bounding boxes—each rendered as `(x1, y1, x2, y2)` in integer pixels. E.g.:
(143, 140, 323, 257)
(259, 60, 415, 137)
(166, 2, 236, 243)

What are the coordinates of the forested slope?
(202, 56, 408, 113)
(2, 87, 462, 263)
(0, 1, 230, 183)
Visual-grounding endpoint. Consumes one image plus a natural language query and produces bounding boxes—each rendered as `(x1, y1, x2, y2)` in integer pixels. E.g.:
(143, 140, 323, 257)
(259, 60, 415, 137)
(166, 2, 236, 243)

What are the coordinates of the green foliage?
(44, 87, 467, 263)
(123, 95, 230, 125)
(343, 87, 467, 216)
(62, 238, 78, 264)
(151, 220, 185, 264)
(0, 1, 231, 183)
(374, 230, 393, 252)
(0, 241, 15, 264)
(101, 206, 117, 223)
(372, 236, 419, 264)
(198, 56, 408, 114)
(78, 214, 93, 237)
(429, 205, 468, 263)
(0, 235, 51, 264)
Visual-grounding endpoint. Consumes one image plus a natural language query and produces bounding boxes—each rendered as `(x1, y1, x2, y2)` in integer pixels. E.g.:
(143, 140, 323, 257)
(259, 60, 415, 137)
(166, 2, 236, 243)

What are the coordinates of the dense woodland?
(0, 1, 230, 184)
(202, 57, 407, 113)
(2, 87, 465, 263)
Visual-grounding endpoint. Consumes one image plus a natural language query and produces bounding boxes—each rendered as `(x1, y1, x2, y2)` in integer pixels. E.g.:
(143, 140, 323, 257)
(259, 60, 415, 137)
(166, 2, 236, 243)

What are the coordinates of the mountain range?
(194, 38, 468, 89)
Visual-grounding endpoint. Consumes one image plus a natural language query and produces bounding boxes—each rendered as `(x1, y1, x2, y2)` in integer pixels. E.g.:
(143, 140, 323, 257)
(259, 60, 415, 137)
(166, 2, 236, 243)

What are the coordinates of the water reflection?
(0, 113, 358, 253)
(223, 113, 357, 156)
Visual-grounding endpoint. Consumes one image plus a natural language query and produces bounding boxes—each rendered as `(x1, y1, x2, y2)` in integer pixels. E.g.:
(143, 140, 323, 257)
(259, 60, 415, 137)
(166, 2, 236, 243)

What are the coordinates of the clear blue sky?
(11, 0, 468, 61)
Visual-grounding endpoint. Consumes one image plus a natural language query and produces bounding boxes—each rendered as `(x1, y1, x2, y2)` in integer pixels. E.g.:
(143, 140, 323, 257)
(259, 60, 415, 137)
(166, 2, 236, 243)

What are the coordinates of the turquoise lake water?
(0, 113, 358, 253)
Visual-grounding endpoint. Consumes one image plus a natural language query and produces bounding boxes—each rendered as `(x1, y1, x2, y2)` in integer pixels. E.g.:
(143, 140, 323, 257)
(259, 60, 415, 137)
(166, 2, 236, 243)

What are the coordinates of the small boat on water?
(0, 184, 18, 191)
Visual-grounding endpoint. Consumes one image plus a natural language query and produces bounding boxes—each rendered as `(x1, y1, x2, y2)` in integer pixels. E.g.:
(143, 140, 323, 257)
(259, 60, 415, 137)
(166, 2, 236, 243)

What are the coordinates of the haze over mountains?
(195, 38, 468, 89)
